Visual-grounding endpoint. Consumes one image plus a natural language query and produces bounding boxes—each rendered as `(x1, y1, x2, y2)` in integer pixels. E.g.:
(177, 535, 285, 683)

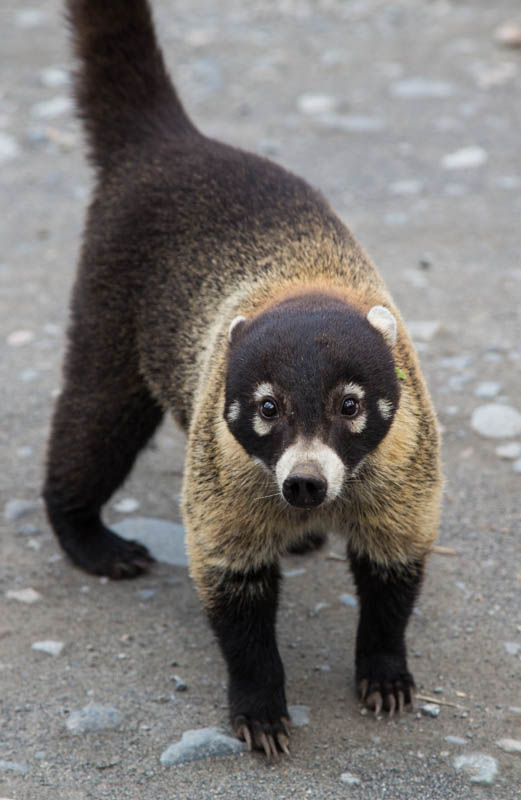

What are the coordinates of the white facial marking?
(342, 382, 365, 401)
(367, 305, 397, 348)
(253, 382, 276, 402)
(252, 415, 273, 437)
(377, 398, 394, 420)
(228, 315, 247, 343)
(275, 437, 345, 503)
(348, 411, 368, 435)
(227, 400, 241, 424)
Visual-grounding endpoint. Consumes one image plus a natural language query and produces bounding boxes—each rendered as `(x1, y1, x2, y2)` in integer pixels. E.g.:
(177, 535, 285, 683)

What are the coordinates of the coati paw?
(233, 713, 290, 760)
(357, 657, 415, 717)
(64, 526, 154, 579)
(286, 531, 327, 555)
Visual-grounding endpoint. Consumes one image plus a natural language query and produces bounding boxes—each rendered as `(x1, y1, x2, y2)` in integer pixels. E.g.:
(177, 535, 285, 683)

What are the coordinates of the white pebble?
(113, 497, 140, 513)
(339, 593, 357, 607)
(160, 727, 246, 765)
(471, 404, 521, 439)
(453, 753, 498, 785)
(421, 703, 441, 718)
(503, 641, 521, 656)
(339, 772, 361, 786)
(495, 442, 521, 460)
(7, 329, 34, 346)
(66, 704, 123, 734)
(297, 93, 337, 115)
(496, 738, 521, 754)
(445, 735, 467, 745)
(319, 113, 386, 133)
(442, 146, 488, 170)
(474, 381, 501, 399)
(513, 458, 521, 474)
(289, 704, 311, 727)
(390, 78, 454, 98)
(0, 133, 20, 165)
(39, 67, 69, 88)
(407, 320, 442, 342)
(15, 8, 47, 27)
(32, 640, 64, 656)
(4, 498, 36, 521)
(6, 588, 42, 604)
(31, 96, 73, 120)
(282, 568, 306, 578)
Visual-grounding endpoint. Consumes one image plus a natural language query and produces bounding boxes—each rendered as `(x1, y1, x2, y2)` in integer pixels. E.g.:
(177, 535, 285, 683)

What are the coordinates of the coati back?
(44, 0, 442, 758)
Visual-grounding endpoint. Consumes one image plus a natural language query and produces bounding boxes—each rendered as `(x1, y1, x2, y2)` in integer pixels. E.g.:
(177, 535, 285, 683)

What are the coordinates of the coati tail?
(65, 0, 195, 169)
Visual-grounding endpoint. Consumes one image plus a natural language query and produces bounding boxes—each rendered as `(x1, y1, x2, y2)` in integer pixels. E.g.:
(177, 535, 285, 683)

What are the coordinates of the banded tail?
(66, 0, 195, 170)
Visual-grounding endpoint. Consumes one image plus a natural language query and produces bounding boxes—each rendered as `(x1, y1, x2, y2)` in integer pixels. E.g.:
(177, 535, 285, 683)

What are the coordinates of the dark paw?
(286, 531, 327, 555)
(357, 655, 415, 716)
(233, 713, 290, 759)
(63, 524, 153, 579)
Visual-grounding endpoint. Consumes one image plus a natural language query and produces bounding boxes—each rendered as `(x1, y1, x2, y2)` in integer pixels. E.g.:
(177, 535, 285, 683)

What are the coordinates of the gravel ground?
(1, 1, 521, 798)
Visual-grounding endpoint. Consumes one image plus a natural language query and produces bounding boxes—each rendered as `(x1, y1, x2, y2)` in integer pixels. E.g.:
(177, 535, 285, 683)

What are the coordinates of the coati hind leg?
(202, 562, 290, 758)
(43, 344, 163, 578)
(348, 551, 423, 715)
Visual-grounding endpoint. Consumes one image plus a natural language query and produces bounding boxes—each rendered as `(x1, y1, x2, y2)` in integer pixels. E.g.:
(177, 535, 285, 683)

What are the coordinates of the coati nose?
(282, 463, 327, 508)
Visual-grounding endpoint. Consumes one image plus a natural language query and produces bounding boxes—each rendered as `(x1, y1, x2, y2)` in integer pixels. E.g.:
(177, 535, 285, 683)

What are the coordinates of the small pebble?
(160, 727, 246, 765)
(289, 704, 310, 727)
(390, 78, 454, 98)
(6, 588, 41, 604)
(513, 458, 521, 474)
(15, 8, 47, 27)
(319, 113, 386, 132)
(39, 67, 69, 88)
(496, 738, 521, 754)
(495, 442, 521, 460)
(313, 602, 330, 613)
(282, 568, 306, 578)
(17, 446, 34, 458)
(4, 498, 37, 521)
(17, 523, 40, 536)
(31, 96, 73, 120)
(32, 640, 64, 656)
(172, 675, 188, 692)
(339, 593, 357, 607)
(503, 642, 521, 656)
(474, 381, 501, 399)
(113, 496, 140, 513)
(421, 703, 440, 718)
(297, 93, 337, 115)
(0, 760, 28, 774)
(136, 588, 156, 601)
(445, 735, 467, 745)
(471, 404, 521, 439)
(113, 517, 188, 567)
(6, 330, 34, 346)
(453, 753, 498, 785)
(66, 704, 123, 734)
(339, 772, 361, 786)
(442, 146, 488, 170)
(0, 132, 20, 165)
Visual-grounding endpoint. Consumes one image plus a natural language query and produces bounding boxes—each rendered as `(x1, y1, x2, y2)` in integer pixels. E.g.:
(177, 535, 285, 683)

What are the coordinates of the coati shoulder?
(44, 0, 443, 759)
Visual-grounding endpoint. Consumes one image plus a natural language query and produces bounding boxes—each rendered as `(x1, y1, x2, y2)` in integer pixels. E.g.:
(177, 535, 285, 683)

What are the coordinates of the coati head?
(224, 293, 400, 510)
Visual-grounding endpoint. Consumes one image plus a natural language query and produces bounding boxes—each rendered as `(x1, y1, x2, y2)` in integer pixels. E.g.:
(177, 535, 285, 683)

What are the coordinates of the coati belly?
(43, 0, 442, 759)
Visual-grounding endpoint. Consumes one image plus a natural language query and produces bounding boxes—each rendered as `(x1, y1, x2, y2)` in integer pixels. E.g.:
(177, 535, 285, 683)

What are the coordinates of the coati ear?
(367, 305, 397, 348)
(228, 315, 248, 344)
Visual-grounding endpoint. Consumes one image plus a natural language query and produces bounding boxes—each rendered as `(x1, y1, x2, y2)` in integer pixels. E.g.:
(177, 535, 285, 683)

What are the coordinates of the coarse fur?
(44, 0, 443, 757)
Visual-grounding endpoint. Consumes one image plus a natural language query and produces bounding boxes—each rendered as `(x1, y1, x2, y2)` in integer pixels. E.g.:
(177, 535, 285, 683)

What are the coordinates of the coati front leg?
(202, 562, 290, 758)
(43, 329, 164, 578)
(348, 551, 423, 715)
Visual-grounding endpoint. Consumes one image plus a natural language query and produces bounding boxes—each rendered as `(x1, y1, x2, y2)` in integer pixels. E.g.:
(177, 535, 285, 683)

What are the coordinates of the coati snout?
(224, 294, 401, 507)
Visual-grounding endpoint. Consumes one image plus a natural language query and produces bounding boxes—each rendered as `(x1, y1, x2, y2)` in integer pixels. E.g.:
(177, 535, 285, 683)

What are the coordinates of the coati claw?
(233, 715, 290, 759)
(359, 673, 416, 718)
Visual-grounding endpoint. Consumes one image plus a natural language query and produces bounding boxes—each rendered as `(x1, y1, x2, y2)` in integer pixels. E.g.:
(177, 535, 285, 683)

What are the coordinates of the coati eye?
(259, 398, 279, 419)
(341, 397, 359, 417)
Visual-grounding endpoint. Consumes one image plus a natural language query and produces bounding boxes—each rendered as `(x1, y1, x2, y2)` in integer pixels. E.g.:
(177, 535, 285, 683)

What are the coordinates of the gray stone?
(283, 568, 306, 578)
(0, 759, 28, 774)
(496, 738, 521, 753)
(297, 93, 337, 115)
(17, 523, 40, 536)
(339, 771, 361, 786)
(445, 735, 467, 745)
(4, 498, 37, 521)
(39, 67, 69, 88)
(15, 8, 47, 27)
(172, 675, 188, 692)
(0, 132, 20, 164)
(319, 113, 386, 133)
(32, 640, 64, 656)
(289, 704, 310, 727)
(31, 96, 73, 120)
(112, 517, 188, 567)
(495, 442, 521, 460)
(390, 78, 455, 98)
(513, 458, 521, 474)
(6, 588, 41, 604)
(474, 381, 501, 399)
(453, 753, 498, 784)
(339, 593, 357, 607)
(503, 642, 521, 656)
(160, 727, 246, 765)
(470, 404, 521, 439)
(66, 704, 124, 734)
(442, 147, 488, 170)
(421, 703, 440, 718)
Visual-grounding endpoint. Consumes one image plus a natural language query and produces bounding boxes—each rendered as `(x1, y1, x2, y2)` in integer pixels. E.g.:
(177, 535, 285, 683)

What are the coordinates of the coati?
(44, 0, 442, 758)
